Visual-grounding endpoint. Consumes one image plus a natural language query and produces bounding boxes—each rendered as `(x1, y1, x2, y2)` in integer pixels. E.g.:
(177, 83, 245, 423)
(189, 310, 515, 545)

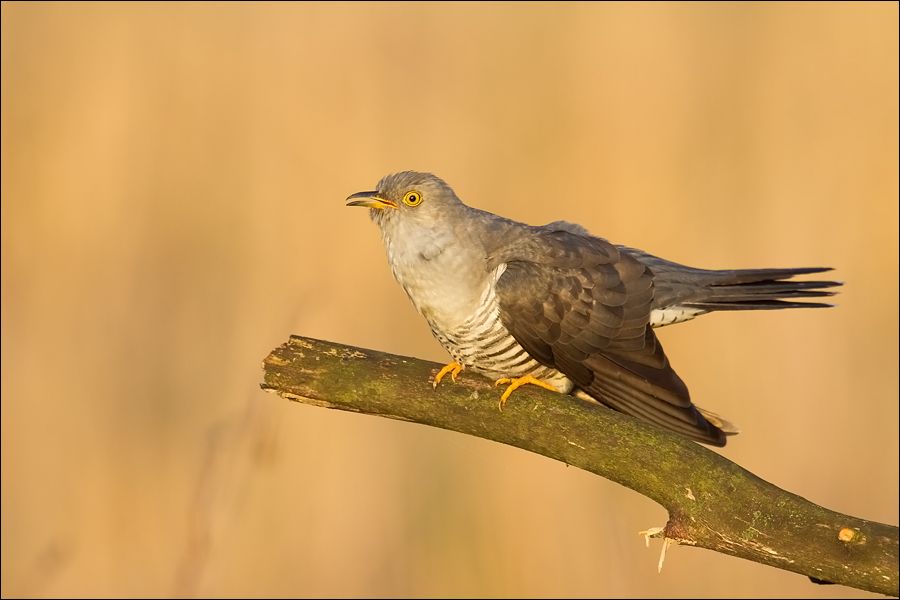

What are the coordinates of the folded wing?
(491, 229, 728, 446)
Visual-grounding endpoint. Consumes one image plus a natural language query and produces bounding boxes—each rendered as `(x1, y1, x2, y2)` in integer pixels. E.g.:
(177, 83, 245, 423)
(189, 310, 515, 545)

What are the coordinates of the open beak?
(345, 191, 398, 210)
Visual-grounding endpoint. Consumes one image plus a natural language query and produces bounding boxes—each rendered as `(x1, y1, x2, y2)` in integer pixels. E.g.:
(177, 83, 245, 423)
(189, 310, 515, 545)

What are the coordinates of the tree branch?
(260, 335, 898, 596)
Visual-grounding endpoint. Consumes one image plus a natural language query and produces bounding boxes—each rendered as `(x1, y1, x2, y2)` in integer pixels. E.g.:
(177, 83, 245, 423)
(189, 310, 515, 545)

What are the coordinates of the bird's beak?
(345, 191, 398, 210)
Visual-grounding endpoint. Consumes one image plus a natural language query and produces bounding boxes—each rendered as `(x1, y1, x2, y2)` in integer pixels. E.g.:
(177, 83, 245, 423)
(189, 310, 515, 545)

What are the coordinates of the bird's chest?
(383, 229, 488, 332)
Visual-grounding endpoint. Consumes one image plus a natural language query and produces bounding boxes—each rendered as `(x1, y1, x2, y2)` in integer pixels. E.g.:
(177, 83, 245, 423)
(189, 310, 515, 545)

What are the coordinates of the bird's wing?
(490, 229, 727, 446)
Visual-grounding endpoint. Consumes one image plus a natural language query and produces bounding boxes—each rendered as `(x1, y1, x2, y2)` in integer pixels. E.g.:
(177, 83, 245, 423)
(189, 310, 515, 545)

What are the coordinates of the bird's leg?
(494, 375, 560, 410)
(432, 361, 463, 389)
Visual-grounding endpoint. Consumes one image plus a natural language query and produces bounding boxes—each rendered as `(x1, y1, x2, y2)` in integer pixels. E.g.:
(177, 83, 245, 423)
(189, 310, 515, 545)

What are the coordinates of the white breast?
(383, 225, 485, 333)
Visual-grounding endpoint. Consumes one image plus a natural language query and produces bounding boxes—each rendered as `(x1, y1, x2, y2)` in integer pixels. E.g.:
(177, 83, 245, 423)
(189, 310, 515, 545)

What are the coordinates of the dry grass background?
(2, 2, 897, 597)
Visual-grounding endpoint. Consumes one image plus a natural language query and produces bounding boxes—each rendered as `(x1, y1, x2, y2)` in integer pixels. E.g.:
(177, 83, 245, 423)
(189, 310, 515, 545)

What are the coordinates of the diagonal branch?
(260, 335, 898, 596)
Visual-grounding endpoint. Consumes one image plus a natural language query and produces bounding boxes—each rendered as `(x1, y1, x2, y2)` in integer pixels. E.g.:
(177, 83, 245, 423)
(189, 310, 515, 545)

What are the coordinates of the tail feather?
(685, 299, 835, 311)
(629, 248, 843, 314)
(712, 280, 840, 294)
(709, 266, 834, 284)
(685, 267, 842, 311)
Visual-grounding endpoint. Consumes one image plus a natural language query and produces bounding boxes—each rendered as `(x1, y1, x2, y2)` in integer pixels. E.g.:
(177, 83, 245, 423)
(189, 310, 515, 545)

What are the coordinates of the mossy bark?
(261, 335, 898, 596)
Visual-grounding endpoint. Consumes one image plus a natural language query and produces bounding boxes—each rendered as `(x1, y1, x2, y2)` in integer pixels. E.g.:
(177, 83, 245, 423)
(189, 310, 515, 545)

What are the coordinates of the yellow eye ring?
(402, 190, 423, 206)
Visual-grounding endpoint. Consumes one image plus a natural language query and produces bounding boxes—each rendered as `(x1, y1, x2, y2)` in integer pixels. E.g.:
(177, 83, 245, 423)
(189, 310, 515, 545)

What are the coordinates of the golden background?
(2, 2, 897, 597)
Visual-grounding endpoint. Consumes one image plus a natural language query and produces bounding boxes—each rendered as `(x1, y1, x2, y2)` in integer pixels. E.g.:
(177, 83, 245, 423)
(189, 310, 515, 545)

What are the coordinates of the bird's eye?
(403, 191, 422, 207)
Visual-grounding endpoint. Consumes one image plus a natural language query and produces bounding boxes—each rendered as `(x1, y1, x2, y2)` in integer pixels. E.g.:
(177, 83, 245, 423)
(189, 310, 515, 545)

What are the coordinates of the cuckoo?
(346, 171, 840, 446)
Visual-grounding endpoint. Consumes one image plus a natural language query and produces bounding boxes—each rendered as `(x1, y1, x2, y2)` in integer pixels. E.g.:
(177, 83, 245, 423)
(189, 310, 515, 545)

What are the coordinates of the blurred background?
(2, 2, 897, 597)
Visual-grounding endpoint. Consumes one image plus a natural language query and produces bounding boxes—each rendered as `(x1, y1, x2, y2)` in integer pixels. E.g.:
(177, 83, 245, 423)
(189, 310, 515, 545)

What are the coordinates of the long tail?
(683, 266, 841, 311)
(622, 246, 843, 317)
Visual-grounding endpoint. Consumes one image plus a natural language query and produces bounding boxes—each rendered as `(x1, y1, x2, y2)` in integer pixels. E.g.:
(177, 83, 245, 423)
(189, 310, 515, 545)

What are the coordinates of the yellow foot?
(433, 361, 463, 389)
(494, 375, 560, 411)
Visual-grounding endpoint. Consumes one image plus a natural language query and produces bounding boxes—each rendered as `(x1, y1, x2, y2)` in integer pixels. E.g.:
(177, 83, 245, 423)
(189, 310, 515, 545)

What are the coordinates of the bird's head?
(346, 171, 464, 229)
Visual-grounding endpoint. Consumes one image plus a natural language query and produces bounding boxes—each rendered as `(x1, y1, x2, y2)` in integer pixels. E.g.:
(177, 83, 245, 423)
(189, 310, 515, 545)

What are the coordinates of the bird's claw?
(433, 361, 463, 389)
(494, 375, 559, 411)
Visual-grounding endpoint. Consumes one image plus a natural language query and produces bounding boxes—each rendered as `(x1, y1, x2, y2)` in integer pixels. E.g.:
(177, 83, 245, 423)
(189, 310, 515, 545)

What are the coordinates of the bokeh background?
(2, 2, 897, 597)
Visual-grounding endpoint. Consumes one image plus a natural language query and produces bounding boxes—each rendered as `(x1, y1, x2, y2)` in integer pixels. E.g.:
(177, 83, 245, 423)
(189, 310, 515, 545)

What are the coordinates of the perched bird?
(346, 172, 840, 446)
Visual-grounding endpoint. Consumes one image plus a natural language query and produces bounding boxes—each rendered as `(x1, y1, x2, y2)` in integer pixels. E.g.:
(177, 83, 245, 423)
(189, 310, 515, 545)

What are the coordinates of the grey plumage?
(347, 171, 840, 446)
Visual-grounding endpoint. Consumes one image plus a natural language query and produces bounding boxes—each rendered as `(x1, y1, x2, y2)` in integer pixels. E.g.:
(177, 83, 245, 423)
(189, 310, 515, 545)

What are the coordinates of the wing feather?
(493, 228, 728, 446)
